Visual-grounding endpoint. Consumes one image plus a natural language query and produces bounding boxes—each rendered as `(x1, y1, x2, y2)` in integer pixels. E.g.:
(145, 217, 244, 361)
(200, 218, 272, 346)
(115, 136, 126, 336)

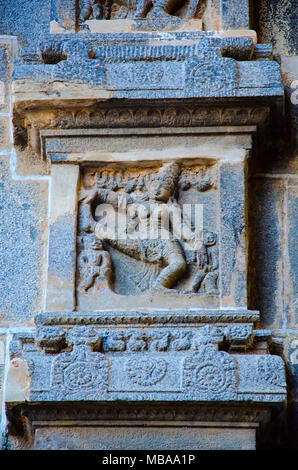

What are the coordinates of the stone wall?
(0, 0, 296, 449)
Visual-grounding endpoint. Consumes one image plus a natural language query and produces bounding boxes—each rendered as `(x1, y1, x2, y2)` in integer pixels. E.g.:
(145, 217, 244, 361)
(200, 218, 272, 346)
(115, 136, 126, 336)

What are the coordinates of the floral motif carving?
(50, 344, 108, 400)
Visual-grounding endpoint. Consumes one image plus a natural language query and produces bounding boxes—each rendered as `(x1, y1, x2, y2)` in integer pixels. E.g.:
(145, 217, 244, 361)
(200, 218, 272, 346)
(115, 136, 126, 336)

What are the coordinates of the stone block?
(0, 336, 5, 418)
(46, 164, 79, 312)
(12, 36, 283, 103)
(0, 156, 48, 324)
(0, 0, 50, 48)
(5, 357, 31, 403)
(287, 336, 298, 395)
(288, 184, 298, 326)
(33, 424, 257, 450)
(7, 324, 286, 405)
(221, 0, 250, 29)
(202, 0, 250, 31)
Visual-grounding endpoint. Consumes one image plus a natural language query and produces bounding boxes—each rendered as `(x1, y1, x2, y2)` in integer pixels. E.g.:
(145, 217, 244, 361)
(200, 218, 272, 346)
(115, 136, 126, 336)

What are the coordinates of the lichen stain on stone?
(6, 358, 31, 402)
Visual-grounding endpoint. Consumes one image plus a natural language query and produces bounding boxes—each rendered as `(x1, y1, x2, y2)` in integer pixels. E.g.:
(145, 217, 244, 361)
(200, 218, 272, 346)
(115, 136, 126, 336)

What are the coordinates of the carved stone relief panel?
(76, 160, 220, 310)
(79, 0, 205, 21)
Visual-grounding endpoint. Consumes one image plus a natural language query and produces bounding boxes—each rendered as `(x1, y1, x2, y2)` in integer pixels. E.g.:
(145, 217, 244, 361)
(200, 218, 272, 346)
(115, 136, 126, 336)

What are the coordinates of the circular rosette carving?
(183, 345, 237, 399)
(64, 361, 96, 390)
(257, 356, 286, 387)
(186, 58, 238, 96)
(126, 357, 167, 386)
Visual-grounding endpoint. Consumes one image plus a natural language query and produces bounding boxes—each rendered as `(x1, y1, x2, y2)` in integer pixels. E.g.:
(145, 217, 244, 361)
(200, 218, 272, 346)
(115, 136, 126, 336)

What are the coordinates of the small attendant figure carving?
(190, 230, 219, 294)
(79, 236, 113, 292)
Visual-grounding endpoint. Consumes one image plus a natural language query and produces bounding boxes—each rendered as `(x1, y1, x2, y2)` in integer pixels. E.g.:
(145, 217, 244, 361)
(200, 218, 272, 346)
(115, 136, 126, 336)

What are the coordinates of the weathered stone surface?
(12, 36, 283, 102)
(35, 309, 260, 326)
(219, 161, 246, 307)
(257, 0, 298, 56)
(200, 0, 251, 31)
(249, 178, 284, 328)
(5, 403, 271, 449)
(0, 0, 50, 47)
(51, 0, 77, 32)
(0, 336, 5, 419)
(6, 357, 31, 402)
(220, 0, 250, 29)
(6, 325, 286, 404)
(0, 0, 295, 451)
(33, 424, 257, 450)
(46, 164, 79, 312)
(0, 156, 48, 324)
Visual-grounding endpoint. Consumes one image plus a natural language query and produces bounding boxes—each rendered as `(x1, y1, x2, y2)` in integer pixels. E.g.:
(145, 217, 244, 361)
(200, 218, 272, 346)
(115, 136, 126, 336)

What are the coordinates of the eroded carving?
(79, 0, 203, 21)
